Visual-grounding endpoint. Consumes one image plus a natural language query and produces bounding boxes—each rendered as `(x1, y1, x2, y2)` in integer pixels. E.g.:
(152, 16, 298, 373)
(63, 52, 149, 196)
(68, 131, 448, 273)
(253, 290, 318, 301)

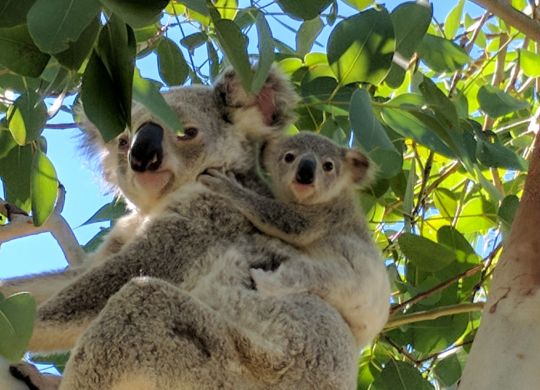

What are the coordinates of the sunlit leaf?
(444, 0, 464, 38)
(418, 34, 470, 72)
(31, 150, 58, 226)
(7, 92, 47, 145)
(519, 49, 540, 77)
(372, 360, 435, 390)
(296, 17, 323, 57)
(327, 8, 395, 85)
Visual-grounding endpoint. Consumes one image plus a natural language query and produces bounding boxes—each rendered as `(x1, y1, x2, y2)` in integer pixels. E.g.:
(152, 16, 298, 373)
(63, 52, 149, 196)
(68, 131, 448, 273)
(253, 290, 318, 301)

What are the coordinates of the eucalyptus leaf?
(99, 0, 169, 28)
(27, 0, 101, 54)
(296, 17, 323, 57)
(157, 37, 189, 86)
(398, 233, 455, 272)
(372, 360, 435, 390)
(251, 13, 274, 94)
(0, 0, 35, 28)
(0, 144, 32, 212)
(7, 91, 47, 145)
(276, 0, 332, 20)
(0, 24, 50, 77)
(54, 16, 101, 70)
(519, 49, 540, 77)
(418, 34, 469, 72)
(477, 85, 528, 118)
(328, 8, 395, 85)
(31, 150, 58, 226)
(0, 293, 36, 362)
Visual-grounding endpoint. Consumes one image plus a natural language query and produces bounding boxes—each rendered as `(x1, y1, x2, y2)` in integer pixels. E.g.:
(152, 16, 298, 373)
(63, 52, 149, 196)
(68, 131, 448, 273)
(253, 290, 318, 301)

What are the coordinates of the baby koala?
(200, 131, 390, 347)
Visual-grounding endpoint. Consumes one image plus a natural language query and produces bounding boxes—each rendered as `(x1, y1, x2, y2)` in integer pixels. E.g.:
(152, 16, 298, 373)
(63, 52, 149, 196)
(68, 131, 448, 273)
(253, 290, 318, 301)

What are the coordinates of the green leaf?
(215, 0, 237, 20)
(343, 0, 373, 10)
(437, 225, 480, 264)
(0, 25, 50, 77)
(350, 89, 402, 178)
(83, 227, 110, 253)
(213, 18, 252, 91)
(7, 92, 47, 145)
(81, 52, 126, 142)
(372, 360, 434, 390)
(157, 37, 189, 86)
(0, 293, 36, 362)
(180, 32, 207, 53)
(519, 49, 540, 77)
(0, 144, 32, 212)
(96, 15, 136, 127)
(418, 77, 459, 130)
(433, 188, 458, 219)
(386, 2, 432, 88)
(498, 194, 519, 227)
(0, 0, 35, 28)
(31, 150, 58, 226)
(296, 17, 323, 57)
(276, 0, 332, 20)
(328, 8, 395, 85)
(133, 70, 183, 134)
(444, 0, 464, 38)
(381, 94, 454, 157)
(433, 353, 465, 387)
(476, 136, 527, 170)
(99, 0, 169, 28)
(477, 85, 528, 117)
(417, 34, 469, 72)
(27, 0, 101, 54)
(0, 130, 16, 159)
(398, 233, 455, 272)
(251, 13, 274, 94)
(54, 16, 101, 70)
(81, 199, 127, 226)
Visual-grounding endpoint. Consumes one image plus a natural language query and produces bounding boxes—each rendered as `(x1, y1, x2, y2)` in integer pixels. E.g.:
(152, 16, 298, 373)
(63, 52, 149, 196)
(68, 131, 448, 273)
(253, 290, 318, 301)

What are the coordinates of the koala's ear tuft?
(214, 66, 299, 138)
(345, 149, 373, 185)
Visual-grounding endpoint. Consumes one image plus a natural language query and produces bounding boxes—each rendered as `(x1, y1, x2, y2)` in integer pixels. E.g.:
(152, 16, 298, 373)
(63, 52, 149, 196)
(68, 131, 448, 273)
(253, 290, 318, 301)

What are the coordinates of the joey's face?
(263, 132, 371, 205)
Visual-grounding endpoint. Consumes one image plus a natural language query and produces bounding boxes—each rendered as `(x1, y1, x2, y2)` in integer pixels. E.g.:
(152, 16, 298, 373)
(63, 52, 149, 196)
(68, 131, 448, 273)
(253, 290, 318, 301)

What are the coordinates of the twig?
(391, 264, 484, 314)
(472, 0, 540, 42)
(45, 123, 78, 130)
(385, 303, 485, 330)
(0, 185, 84, 266)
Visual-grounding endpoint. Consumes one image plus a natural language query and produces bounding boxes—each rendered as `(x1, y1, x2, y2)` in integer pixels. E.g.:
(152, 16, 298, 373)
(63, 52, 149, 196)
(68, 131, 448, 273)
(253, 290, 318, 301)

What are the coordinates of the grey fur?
(200, 132, 390, 347)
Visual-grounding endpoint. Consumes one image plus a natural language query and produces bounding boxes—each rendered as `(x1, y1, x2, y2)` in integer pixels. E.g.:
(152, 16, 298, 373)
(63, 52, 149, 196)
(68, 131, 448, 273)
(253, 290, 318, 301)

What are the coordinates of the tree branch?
(472, 0, 540, 42)
(385, 303, 485, 330)
(0, 186, 84, 267)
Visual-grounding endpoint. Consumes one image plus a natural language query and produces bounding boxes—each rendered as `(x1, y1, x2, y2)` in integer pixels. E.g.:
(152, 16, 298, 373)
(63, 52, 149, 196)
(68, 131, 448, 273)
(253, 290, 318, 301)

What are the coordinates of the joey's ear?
(345, 149, 373, 185)
(214, 66, 299, 139)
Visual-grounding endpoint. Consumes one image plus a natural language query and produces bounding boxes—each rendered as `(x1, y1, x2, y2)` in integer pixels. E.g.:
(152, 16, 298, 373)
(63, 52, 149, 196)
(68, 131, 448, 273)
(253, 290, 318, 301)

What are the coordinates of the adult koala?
(3, 67, 389, 390)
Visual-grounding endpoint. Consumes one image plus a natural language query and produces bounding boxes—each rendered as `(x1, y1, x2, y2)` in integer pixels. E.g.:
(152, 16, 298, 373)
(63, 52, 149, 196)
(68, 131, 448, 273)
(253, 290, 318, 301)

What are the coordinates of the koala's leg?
(60, 277, 288, 390)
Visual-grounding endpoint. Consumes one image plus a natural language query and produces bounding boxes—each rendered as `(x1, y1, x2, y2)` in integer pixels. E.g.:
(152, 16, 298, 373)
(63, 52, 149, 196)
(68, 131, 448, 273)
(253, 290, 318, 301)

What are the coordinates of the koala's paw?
(250, 268, 293, 297)
(199, 169, 240, 194)
(10, 362, 62, 390)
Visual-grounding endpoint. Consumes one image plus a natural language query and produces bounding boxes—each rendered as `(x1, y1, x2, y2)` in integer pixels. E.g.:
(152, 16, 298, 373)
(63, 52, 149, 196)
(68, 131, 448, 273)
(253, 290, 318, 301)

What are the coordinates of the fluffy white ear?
(0, 358, 30, 390)
(214, 66, 299, 139)
(345, 149, 373, 186)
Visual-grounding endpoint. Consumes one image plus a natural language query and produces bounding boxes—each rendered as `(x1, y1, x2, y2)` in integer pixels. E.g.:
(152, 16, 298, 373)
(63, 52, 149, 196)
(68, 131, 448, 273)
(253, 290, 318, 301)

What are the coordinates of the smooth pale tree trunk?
(459, 127, 540, 389)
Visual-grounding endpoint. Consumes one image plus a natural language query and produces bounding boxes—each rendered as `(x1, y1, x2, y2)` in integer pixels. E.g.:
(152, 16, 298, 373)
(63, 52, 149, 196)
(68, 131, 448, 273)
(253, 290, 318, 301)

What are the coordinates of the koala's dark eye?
(323, 161, 334, 172)
(284, 152, 295, 163)
(118, 137, 129, 151)
(177, 127, 199, 141)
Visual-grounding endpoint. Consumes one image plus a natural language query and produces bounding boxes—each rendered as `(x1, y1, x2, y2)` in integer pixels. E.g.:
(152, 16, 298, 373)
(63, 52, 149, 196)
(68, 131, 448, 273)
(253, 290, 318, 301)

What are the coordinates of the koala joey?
(201, 131, 390, 346)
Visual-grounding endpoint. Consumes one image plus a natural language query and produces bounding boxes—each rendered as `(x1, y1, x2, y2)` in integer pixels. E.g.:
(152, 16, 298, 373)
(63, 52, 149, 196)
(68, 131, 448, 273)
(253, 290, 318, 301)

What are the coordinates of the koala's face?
(263, 132, 370, 205)
(81, 67, 298, 213)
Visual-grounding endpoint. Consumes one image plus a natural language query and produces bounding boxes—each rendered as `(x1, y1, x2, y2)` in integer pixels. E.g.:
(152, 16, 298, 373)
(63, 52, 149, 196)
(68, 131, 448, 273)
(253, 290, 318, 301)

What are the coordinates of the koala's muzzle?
(129, 122, 164, 172)
(295, 156, 316, 185)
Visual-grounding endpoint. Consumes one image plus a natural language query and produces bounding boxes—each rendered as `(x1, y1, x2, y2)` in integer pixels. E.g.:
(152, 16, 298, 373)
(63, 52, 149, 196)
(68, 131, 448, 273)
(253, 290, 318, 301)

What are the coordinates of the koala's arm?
(200, 172, 326, 247)
(27, 214, 202, 353)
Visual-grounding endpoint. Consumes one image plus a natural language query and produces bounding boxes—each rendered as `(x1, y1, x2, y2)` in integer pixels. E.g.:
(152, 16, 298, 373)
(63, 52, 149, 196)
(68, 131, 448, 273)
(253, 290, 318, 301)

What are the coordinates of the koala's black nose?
(295, 157, 316, 185)
(129, 122, 164, 172)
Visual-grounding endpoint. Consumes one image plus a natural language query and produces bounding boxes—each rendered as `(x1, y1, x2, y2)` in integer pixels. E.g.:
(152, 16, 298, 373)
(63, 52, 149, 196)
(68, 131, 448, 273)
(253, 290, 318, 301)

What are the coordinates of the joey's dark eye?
(284, 152, 295, 163)
(323, 161, 334, 172)
(178, 127, 199, 140)
(118, 137, 129, 150)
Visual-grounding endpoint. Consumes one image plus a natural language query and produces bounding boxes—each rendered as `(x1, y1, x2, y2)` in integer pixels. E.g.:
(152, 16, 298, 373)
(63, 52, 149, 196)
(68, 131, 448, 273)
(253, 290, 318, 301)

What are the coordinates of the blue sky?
(0, 1, 478, 279)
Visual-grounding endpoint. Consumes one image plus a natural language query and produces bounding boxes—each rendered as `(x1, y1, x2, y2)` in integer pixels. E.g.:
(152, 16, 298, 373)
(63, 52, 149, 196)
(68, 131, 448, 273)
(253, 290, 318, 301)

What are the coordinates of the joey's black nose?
(295, 157, 316, 185)
(129, 122, 164, 172)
